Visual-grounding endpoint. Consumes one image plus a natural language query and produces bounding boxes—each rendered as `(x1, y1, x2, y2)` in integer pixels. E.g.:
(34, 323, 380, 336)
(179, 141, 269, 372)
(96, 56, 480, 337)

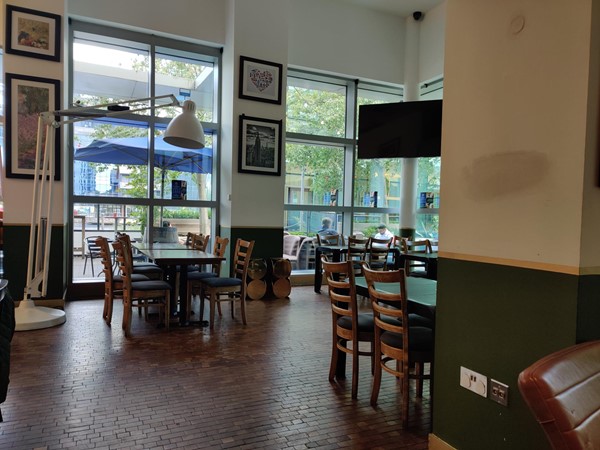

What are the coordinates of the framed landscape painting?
(5, 73, 61, 180)
(238, 115, 282, 176)
(5, 5, 61, 62)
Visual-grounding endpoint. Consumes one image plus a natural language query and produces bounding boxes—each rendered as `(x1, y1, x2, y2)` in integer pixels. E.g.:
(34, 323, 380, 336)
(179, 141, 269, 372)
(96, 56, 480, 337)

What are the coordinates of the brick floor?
(2, 286, 430, 449)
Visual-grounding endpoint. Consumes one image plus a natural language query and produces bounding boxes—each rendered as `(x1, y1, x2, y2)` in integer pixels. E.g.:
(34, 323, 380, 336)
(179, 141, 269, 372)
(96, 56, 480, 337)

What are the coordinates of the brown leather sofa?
(518, 340, 600, 449)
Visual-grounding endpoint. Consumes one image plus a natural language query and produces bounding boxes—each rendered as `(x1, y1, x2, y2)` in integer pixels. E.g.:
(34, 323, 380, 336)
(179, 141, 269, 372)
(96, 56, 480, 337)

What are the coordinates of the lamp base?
(15, 299, 66, 331)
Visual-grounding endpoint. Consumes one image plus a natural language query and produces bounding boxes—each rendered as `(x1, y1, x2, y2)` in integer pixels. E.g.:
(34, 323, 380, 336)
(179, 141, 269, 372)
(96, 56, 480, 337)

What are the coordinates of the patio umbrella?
(74, 136, 212, 174)
(74, 136, 213, 222)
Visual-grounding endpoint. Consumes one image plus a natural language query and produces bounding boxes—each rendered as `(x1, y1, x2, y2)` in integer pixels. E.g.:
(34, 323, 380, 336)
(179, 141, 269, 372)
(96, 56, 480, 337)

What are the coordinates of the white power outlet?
(460, 366, 488, 397)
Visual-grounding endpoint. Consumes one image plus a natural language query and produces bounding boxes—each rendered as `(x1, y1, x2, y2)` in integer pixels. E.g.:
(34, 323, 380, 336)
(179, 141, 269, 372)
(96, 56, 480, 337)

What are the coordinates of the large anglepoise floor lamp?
(16, 94, 205, 331)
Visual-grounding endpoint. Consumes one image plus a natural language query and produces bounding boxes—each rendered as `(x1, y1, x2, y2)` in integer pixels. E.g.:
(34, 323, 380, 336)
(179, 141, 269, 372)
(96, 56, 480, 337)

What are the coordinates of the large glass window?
(70, 22, 220, 282)
(285, 71, 442, 271)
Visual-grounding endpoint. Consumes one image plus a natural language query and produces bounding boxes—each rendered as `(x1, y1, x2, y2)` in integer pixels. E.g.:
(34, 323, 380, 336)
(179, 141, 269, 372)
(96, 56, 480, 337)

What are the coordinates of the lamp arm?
(43, 93, 181, 127)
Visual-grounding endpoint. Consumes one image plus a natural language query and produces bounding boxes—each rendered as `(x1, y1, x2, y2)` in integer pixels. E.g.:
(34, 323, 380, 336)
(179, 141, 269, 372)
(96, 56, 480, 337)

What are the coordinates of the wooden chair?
(367, 237, 392, 270)
(322, 257, 374, 399)
(96, 237, 149, 325)
(186, 236, 229, 323)
(200, 238, 254, 330)
(518, 340, 600, 450)
(116, 233, 164, 280)
(191, 233, 210, 251)
(405, 239, 433, 277)
(112, 239, 172, 337)
(317, 232, 343, 246)
(361, 264, 434, 426)
(346, 236, 370, 276)
(393, 235, 408, 253)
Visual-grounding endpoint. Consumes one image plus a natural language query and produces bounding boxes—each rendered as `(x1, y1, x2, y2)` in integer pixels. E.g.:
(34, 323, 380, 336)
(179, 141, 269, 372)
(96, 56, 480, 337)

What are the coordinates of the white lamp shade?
(164, 100, 205, 149)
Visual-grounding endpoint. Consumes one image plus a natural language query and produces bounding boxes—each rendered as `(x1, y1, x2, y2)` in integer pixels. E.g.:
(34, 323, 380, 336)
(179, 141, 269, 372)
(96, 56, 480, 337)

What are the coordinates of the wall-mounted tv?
(358, 99, 442, 159)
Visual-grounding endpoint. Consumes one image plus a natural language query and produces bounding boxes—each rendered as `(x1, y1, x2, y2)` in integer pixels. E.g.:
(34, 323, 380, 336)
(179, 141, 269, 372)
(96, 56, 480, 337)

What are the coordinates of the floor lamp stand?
(15, 113, 66, 331)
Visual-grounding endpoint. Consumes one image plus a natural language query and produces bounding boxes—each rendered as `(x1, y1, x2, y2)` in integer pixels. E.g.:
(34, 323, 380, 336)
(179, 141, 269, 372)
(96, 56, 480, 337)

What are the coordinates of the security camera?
(413, 11, 423, 21)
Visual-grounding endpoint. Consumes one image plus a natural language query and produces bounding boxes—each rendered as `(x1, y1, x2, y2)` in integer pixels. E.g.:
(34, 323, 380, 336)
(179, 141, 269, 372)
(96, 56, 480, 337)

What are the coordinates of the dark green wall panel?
(218, 226, 283, 276)
(4, 225, 65, 301)
(576, 274, 600, 342)
(433, 258, 579, 450)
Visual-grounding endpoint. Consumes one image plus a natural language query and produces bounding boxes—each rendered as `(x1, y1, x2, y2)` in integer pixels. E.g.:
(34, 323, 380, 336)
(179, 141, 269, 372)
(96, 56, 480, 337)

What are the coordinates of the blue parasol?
(74, 136, 212, 174)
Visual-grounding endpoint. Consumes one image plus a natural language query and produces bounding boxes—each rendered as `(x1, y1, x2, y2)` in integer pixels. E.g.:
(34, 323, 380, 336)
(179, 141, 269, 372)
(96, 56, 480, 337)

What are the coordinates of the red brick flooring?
(2, 286, 430, 449)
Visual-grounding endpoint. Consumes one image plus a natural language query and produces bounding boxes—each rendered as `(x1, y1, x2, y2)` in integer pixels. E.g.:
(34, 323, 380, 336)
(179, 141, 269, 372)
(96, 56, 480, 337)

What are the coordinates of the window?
(285, 71, 442, 271)
(69, 22, 220, 282)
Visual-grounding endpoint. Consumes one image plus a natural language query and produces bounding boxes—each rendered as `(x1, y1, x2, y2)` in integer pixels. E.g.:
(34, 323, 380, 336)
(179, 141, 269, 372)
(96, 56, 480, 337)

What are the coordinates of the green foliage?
(161, 208, 200, 219)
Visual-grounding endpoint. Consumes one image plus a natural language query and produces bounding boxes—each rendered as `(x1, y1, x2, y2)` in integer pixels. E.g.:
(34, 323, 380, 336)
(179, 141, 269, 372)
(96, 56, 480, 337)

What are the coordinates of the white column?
(399, 15, 421, 237)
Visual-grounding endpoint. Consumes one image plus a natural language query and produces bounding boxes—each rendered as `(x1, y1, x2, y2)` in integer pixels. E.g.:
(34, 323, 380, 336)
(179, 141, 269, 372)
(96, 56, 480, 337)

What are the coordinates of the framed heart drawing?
(239, 55, 282, 104)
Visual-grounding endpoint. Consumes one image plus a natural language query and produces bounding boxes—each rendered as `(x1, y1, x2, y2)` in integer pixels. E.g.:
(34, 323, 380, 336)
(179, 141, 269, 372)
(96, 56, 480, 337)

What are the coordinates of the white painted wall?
(419, 1, 445, 82)
(288, 0, 405, 84)
(440, 0, 593, 268)
(222, 0, 288, 228)
(68, 0, 226, 46)
(1, 0, 66, 225)
(580, 0, 600, 271)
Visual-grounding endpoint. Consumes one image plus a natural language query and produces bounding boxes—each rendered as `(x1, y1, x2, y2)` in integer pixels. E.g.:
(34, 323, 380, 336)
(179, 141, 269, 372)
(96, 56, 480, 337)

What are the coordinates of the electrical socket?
(490, 379, 509, 406)
(459, 366, 488, 397)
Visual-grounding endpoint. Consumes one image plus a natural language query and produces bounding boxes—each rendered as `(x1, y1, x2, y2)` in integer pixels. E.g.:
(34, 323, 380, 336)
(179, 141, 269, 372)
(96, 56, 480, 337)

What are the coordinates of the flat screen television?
(358, 99, 442, 159)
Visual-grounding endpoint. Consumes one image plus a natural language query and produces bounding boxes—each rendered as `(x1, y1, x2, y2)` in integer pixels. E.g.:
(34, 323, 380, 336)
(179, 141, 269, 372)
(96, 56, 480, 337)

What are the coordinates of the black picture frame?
(5, 5, 61, 62)
(238, 115, 282, 176)
(238, 55, 283, 105)
(5, 73, 61, 180)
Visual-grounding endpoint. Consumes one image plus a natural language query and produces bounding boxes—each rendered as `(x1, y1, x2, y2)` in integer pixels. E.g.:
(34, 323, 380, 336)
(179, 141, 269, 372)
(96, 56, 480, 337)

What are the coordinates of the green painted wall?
(219, 226, 283, 276)
(576, 275, 600, 342)
(4, 225, 65, 301)
(433, 258, 583, 449)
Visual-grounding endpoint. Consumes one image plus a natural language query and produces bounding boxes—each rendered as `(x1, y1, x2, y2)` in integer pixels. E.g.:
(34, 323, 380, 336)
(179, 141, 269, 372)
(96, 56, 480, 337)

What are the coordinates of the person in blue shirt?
(318, 217, 338, 235)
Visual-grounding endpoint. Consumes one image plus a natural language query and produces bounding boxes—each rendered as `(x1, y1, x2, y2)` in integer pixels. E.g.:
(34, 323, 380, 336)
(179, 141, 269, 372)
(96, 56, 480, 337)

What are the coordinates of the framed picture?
(5, 5, 61, 62)
(239, 55, 282, 104)
(238, 115, 282, 176)
(5, 73, 61, 180)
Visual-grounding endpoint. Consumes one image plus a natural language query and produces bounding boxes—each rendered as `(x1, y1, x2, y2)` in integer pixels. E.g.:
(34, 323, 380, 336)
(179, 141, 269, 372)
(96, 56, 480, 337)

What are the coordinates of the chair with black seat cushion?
(405, 239, 433, 278)
(367, 237, 392, 271)
(97, 237, 150, 325)
(112, 239, 172, 337)
(83, 235, 103, 276)
(362, 264, 434, 427)
(200, 238, 254, 330)
(322, 256, 374, 399)
(518, 340, 600, 450)
(116, 233, 164, 280)
(186, 236, 229, 322)
(346, 236, 370, 276)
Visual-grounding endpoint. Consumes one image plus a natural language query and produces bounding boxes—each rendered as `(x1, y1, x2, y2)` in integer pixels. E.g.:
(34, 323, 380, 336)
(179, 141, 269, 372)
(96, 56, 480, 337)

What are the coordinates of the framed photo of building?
(238, 56, 282, 104)
(238, 115, 282, 176)
(5, 5, 61, 62)
(5, 73, 61, 179)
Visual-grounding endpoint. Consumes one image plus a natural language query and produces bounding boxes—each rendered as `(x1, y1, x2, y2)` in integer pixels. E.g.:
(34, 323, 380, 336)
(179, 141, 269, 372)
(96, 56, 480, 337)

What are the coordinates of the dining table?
(134, 247, 225, 326)
(132, 241, 189, 252)
(395, 251, 439, 280)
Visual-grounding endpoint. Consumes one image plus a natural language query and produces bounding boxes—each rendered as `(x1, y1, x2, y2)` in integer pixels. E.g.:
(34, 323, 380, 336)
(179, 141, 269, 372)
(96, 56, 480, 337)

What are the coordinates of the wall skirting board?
(429, 434, 456, 450)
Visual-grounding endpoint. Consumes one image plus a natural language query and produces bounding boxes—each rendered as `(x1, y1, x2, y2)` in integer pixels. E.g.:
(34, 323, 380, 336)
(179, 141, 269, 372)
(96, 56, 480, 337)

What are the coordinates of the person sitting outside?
(318, 217, 338, 236)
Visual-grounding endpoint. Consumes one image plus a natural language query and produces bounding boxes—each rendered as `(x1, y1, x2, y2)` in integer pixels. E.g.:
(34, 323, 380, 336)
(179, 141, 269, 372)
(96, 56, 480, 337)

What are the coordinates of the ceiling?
(336, 0, 444, 18)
